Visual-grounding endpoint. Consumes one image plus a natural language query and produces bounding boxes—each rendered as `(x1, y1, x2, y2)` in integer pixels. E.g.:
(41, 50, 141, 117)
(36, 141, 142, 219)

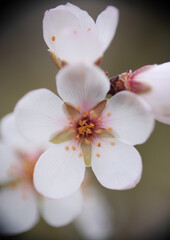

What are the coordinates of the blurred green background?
(0, 0, 170, 239)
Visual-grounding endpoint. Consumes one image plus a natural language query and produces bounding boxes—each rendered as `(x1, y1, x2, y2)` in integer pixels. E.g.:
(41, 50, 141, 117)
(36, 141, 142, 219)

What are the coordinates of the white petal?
(0, 113, 42, 152)
(63, 3, 95, 30)
(54, 28, 103, 64)
(33, 144, 85, 199)
(0, 186, 39, 235)
(96, 6, 119, 51)
(0, 143, 19, 184)
(91, 139, 142, 190)
(57, 64, 110, 112)
(75, 187, 114, 240)
(102, 91, 154, 145)
(41, 190, 83, 227)
(43, 7, 79, 53)
(133, 62, 170, 124)
(14, 89, 67, 144)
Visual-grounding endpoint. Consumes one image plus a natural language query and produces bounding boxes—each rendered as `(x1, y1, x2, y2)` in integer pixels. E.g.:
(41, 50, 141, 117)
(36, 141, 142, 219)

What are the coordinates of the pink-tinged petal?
(133, 62, 170, 124)
(57, 64, 110, 111)
(33, 144, 85, 199)
(91, 139, 142, 190)
(102, 91, 154, 145)
(40, 190, 83, 227)
(0, 143, 19, 184)
(63, 3, 96, 30)
(0, 186, 39, 235)
(75, 187, 114, 240)
(14, 89, 67, 144)
(96, 6, 119, 51)
(0, 113, 42, 152)
(43, 7, 79, 53)
(54, 28, 103, 64)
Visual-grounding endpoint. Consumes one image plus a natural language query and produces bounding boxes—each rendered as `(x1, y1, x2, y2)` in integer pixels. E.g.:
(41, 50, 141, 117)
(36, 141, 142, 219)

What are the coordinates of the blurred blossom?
(14, 63, 154, 200)
(0, 113, 83, 235)
(75, 183, 114, 240)
(43, 2, 119, 67)
(108, 62, 170, 125)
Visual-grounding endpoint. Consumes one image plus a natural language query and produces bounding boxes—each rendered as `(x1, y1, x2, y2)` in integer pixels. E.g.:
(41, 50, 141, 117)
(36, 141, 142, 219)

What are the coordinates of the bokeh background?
(0, 0, 170, 239)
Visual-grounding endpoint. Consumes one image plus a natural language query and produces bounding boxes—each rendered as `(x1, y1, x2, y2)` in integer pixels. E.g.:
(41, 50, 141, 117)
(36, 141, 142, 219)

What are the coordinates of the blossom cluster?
(0, 2, 170, 237)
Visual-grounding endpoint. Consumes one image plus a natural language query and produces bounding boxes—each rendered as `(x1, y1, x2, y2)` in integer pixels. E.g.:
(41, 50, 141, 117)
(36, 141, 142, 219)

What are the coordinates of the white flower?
(14, 63, 154, 199)
(117, 62, 170, 124)
(0, 113, 83, 235)
(43, 3, 119, 67)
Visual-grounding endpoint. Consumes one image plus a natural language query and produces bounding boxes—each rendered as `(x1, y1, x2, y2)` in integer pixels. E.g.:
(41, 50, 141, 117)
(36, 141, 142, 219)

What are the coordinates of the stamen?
(52, 35, 56, 41)
(76, 105, 81, 110)
(75, 135, 79, 140)
(96, 153, 100, 157)
(85, 139, 90, 145)
(96, 129, 103, 134)
(83, 112, 88, 118)
(110, 141, 115, 146)
(70, 128, 75, 133)
(87, 27, 91, 31)
(72, 146, 76, 151)
(68, 115, 72, 120)
(107, 112, 111, 117)
(79, 120, 86, 126)
(79, 152, 83, 157)
(65, 146, 69, 151)
(69, 120, 74, 125)
(97, 142, 101, 147)
(90, 110, 97, 118)
(98, 117, 103, 123)
(106, 127, 112, 132)
(89, 123, 95, 128)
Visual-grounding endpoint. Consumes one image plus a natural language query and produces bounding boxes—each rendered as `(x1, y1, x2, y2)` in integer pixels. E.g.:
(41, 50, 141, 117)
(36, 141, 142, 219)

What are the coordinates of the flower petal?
(43, 7, 79, 53)
(57, 63, 110, 112)
(75, 187, 114, 240)
(133, 62, 170, 124)
(91, 138, 142, 190)
(102, 91, 154, 145)
(61, 3, 95, 30)
(0, 185, 39, 235)
(54, 28, 103, 64)
(14, 89, 67, 143)
(0, 113, 41, 152)
(96, 6, 119, 51)
(40, 190, 83, 227)
(0, 143, 19, 184)
(33, 144, 85, 199)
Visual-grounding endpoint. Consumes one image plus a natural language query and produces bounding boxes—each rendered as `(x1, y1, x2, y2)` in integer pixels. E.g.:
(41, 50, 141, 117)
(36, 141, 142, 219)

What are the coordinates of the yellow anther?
(83, 112, 88, 117)
(76, 105, 81, 110)
(96, 153, 100, 157)
(106, 127, 112, 132)
(85, 139, 90, 145)
(52, 35, 56, 41)
(97, 142, 101, 147)
(90, 110, 97, 118)
(86, 128, 92, 134)
(107, 112, 111, 117)
(79, 152, 83, 157)
(70, 128, 75, 133)
(72, 146, 76, 151)
(89, 123, 95, 128)
(69, 121, 74, 125)
(98, 117, 103, 123)
(75, 135, 79, 140)
(79, 120, 86, 126)
(110, 141, 115, 146)
(96, 129, 103, 134)
(65, 146, 69, 151)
